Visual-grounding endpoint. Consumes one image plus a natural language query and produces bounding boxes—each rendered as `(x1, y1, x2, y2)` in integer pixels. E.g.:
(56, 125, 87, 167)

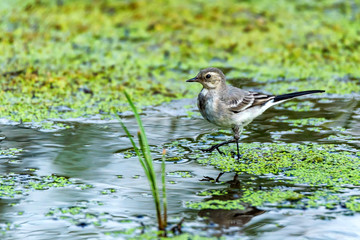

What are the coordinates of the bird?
(186, 67, 325, 159)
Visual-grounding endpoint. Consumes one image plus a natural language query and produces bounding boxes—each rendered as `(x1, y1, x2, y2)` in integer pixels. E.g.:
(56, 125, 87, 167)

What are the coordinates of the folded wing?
(224, 87, 275, 113)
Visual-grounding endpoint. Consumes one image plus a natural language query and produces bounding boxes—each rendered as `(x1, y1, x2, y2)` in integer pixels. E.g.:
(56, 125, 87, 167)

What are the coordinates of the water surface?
(1, 95, 360, 239)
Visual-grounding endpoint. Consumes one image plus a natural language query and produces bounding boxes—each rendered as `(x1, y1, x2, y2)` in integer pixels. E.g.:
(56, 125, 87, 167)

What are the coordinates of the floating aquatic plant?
(1, 0, 360, 127)
(0, 173, 92, 199)
(187, 142, 360, 212)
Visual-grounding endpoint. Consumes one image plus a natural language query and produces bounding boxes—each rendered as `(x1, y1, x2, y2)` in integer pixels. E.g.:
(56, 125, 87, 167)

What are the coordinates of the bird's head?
(186, 67, 226, 89)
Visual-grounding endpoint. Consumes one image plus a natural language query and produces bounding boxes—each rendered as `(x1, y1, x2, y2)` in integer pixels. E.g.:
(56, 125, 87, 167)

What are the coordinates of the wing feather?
(225, 88, 275, 113)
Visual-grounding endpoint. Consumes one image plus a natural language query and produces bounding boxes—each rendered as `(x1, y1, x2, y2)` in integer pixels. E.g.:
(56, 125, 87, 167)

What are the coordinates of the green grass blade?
(119, 120, 140, 157)
(162, 149, 167, 227)
(123, 91, 153, 166)
(138, 131, 164, 230)
(118, 117, 151, 181)
(121, 91, 166, 231)
(123, 91, 159, 211)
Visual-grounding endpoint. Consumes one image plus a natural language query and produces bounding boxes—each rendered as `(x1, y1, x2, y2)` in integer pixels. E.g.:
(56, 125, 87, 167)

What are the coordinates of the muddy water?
(1, 95, 360, 239)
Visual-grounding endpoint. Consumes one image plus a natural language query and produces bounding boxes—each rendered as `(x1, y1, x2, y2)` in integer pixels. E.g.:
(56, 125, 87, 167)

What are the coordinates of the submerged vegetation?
(1, 0, 360, 126)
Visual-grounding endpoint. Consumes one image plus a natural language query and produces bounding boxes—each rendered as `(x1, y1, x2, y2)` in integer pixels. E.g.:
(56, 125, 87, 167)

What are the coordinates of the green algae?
(189, 142, 360, 211)
(0, 173, 92, 198)
(1, 0, 359, 125)
(101, 188, 117, 195)
(46, 201, 110, 227)
(278, 101, 316, 112)
(198, 189, 228, 197)
(107, 231, 222, 240)
(45, 201, 220, 240)
(0, 222, 19, 236)
(271, 117, 327, 127)
(188, 199, 246, 210)
(129, 233, 223, 240)
(198, 143, 360, 186)
(345, 197, 360, 212)
(168, 171, 194, 178)
(121, 138, 192, 162)
(187, 189, 304, 210)
(0, 148, 23, 156)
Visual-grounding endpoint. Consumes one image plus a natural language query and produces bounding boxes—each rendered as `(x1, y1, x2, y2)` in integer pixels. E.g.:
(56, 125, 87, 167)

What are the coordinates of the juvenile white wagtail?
(186, 67, 325, 159)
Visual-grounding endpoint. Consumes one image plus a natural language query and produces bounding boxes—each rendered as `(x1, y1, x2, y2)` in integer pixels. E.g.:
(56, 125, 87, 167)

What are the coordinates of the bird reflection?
(198, 174, 265, 229)
(199, 207, 265, 228)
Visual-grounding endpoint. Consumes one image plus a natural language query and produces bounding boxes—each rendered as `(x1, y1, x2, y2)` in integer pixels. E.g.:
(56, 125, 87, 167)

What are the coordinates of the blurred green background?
(1, 0, 359, 124)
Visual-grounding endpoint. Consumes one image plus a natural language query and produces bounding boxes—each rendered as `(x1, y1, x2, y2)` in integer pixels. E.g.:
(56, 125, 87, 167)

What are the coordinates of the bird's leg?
(235, 138, 241, 159)
(201, 139, 236, 154)
(215, 172, 225, 182)
(232, 126, 242, 160)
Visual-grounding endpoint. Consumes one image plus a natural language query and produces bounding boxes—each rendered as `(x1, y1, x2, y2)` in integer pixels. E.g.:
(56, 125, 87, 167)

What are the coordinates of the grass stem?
(119, 91, 167, 232)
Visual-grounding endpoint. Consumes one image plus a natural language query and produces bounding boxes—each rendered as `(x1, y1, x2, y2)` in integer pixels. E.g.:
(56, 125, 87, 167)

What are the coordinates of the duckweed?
(0, 223, 19, 235)
(187, 189, 304, 210)
(199, 143, 360, 186)
(0, 148, 23, 156)
(168, 171, 194, 178)
(105, 232, 221, 240)
(345, 197, 360, 212)
(0, 173, 92, 198)
(46, 202, 110, 227)
(271, 117, 327, 127)
(1, 0, 359, 126)
(279, 101, 316, 112)
(197, 189, 228, 196)
(46, 202, 220, 239)
(101, 188, 117, 195)
(190, 143, 360, 211)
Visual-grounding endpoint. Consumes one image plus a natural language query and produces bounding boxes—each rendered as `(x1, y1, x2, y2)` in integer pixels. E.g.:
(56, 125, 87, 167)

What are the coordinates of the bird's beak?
(186, 77, 199, 82)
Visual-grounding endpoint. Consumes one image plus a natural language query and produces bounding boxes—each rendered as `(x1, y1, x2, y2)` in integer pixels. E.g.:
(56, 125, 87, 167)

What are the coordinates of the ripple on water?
(0, 97, 360, 239)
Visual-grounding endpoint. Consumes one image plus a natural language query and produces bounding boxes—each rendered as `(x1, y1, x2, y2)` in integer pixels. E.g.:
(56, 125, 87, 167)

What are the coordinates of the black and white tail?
(274, 90, 325, 103)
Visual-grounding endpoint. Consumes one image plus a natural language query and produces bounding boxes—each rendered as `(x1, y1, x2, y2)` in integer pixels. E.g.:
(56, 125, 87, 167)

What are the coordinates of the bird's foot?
(200, 172, 224, 182)
(201, 139, 236, 154)
(216, 148, 225, 155)
(230, 151, 242, 160)
(201, 146, 225, 155)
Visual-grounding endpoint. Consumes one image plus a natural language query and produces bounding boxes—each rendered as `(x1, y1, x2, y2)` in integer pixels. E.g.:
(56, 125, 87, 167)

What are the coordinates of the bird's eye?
(205, 74, 211, 79)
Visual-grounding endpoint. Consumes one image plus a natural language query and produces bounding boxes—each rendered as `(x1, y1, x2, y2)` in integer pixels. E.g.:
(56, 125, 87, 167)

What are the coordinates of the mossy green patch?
(187, 189, 303, 210)
(106, 231, 222, 240)
(198, 143, 359, 186)
(188, 199, 246, 210)
(278, 101, 316, 112)
(0, 148, 23, 156)
(101, 188, 117, 195)
(127, 233, 222, 240)
(46, 201, 110, 228)
(0, 173, 92, 198)
(168, 171, 194, 178)
(271, 117, 327, 127)
(0, 222, 19, 235)
(121, 138, 192, 163)
(197, 189, 228, 196)
(190, 143, 360, 211)
(0, 0, 359, 126)
(46, 201, 219, 239)
(345, 197, 360, 212)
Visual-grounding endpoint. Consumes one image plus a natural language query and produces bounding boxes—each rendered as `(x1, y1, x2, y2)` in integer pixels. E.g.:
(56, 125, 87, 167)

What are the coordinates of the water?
(1, 95, 360, 239)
